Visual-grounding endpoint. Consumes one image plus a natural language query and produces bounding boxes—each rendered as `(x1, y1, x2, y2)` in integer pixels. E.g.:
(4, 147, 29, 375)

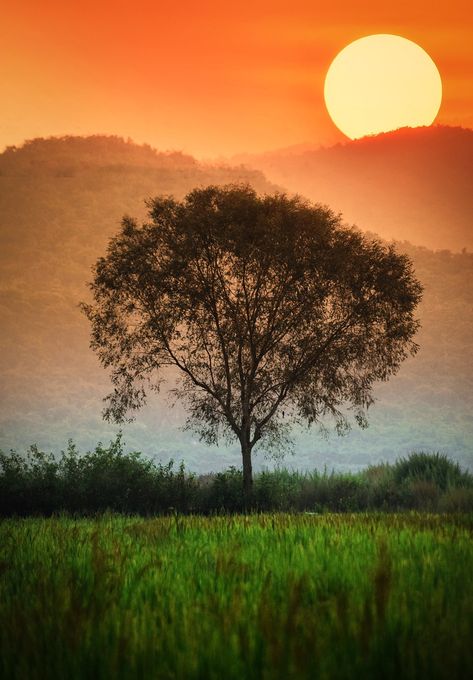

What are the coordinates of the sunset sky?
(1, 0, 472, 158)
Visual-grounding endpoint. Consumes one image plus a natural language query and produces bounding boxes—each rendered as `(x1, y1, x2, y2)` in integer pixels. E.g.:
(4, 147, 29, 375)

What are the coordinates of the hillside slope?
(234, 126, 473, 252)
(0, 136, 280, 463)
(0, 135, 472, 470)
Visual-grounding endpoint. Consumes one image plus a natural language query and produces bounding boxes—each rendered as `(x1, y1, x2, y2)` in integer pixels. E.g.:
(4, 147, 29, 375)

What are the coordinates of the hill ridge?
(231, 125, 473, 252)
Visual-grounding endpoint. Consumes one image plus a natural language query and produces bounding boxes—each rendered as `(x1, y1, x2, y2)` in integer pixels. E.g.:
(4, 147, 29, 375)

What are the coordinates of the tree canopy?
(82, 185, 422, 496)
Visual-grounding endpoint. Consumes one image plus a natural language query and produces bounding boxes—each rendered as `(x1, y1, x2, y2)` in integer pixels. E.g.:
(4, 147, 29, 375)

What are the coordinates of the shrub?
(392, 452, 471, 491)
(254, 469, 302, 511)
(439, 487, 473, 512)
(291, 473, 324, 512)
(0, 445, 61, 515)
(362, 464, 404, 510)
(0, 436, 197, 516)
(310, 474, 368, 512)
(405, 479, 441, 510)
(198, 467, 244, 513)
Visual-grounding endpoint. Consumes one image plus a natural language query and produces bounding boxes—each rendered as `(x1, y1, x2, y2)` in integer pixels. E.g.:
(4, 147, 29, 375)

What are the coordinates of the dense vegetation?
(0, 134, 472, 470)
(1, 440, 472, 516)
(1, 514, 472, 679)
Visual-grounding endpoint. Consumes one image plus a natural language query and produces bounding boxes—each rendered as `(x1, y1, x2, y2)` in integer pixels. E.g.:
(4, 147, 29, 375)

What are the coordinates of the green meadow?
(1, 513, 472, 680)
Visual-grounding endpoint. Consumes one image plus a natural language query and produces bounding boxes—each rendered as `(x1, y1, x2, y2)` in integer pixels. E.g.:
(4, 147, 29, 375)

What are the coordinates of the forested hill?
(0, 135, 472, 471)
(233, 126, 473, 253)
(0, 135, 277, 286)
(0, 135, 200, 173)
(0, 135, 279, 462)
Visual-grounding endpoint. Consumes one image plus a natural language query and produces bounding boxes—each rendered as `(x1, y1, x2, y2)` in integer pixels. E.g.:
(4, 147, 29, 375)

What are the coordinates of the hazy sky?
(2, 0, 472, 157)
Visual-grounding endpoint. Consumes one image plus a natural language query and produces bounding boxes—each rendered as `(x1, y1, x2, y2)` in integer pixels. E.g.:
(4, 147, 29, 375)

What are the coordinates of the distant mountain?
(0, 135, 279, 307)
(0, 135, 472, 471)
(233, 126, 473, 252)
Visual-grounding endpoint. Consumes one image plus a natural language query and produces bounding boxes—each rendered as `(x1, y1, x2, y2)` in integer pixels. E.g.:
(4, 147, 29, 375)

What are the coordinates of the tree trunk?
(241, 440, 253, 509)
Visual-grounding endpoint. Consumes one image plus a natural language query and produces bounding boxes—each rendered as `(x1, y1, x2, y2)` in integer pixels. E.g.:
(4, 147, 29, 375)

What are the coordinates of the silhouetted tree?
(82, 185, 422, 501)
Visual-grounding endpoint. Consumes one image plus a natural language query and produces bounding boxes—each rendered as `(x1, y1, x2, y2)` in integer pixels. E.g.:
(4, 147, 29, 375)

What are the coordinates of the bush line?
(1, 436, 472, 515)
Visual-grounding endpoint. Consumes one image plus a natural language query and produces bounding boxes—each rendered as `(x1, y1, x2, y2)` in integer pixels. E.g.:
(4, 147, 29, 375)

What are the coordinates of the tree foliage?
(82, 185, 422, 493)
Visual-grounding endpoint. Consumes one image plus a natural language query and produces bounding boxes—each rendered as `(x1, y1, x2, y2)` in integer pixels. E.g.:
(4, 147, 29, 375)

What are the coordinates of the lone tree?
(82, 185, 422, 499)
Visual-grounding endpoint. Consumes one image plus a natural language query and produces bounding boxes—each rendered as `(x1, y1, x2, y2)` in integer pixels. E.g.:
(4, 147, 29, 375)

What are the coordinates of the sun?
(324, 34, 442, 139)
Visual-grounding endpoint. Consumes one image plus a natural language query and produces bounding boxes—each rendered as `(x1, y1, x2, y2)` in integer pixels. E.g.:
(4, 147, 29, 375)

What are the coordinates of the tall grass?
(1, 514, 472, 679)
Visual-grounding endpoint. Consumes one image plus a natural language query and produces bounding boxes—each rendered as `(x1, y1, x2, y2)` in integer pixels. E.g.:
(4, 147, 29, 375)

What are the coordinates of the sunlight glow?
(324, 34, 442, 139)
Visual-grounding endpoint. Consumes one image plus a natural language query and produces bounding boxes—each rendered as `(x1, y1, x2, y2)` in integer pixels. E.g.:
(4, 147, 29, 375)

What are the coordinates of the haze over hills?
(233, 126, 473, 253)
(0, 136, 280, 467)
(0, 134, 472, 471)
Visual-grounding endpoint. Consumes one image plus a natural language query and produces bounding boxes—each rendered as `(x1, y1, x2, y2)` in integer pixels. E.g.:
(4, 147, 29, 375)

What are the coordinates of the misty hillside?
(234, 126, 473, 253)
(0, 136, 278, 285)
(0, 135, 472, 471)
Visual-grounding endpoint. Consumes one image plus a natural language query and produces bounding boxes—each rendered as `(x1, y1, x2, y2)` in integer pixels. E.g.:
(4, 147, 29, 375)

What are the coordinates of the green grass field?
(1, 514, 472, 680)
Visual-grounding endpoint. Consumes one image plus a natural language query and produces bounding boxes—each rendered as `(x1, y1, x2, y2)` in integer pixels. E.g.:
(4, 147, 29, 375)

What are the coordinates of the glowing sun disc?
(324, 34, 442, 139)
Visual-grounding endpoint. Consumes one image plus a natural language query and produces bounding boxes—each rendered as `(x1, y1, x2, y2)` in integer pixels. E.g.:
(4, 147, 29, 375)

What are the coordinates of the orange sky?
(1, 0, 472, 157)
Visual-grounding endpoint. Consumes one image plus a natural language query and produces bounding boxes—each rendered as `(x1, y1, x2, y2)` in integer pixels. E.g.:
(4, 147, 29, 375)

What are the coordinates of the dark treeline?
(1, 437, 472, 516)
